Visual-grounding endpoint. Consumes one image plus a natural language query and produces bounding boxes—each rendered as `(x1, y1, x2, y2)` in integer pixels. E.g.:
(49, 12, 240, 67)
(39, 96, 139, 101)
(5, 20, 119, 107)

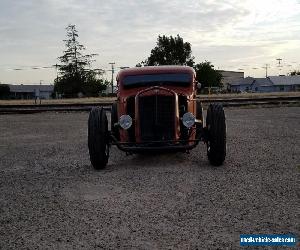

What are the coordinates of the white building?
(9, 84, 54, 99)
(217, 70, 245, 90)
(228, 75, 300, 93)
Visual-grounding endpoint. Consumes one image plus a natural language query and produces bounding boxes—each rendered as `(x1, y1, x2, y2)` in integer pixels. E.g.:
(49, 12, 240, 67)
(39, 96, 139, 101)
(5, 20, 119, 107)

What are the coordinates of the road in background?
(0, 107, 299, 249)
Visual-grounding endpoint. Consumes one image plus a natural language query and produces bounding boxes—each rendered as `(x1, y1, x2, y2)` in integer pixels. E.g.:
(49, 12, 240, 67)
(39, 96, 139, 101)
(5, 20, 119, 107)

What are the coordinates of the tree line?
(27, 24, 300, 97)
(2, 24, 299, 99)
(137, 34, 222, 90)
(54, 25, 223, 97)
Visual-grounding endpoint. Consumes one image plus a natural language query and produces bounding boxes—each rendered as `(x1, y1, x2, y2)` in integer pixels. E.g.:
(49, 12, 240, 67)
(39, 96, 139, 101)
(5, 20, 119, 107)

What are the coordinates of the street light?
(108, 62, 115, 94)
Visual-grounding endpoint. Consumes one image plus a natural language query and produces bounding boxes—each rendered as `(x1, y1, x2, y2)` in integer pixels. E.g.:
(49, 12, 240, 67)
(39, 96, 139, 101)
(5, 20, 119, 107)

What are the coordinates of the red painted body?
(116, 66, 198, 144)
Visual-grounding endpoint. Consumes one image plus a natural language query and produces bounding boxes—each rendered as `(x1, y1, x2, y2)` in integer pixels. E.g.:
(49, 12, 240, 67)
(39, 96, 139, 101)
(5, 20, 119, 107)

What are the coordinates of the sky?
(0, 0, 300, 84)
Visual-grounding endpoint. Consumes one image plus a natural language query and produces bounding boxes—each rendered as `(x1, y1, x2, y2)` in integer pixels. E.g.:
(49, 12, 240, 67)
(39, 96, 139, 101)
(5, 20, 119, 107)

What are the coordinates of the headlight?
(182, 112, 195, 128)
(119, 115, 132, 130)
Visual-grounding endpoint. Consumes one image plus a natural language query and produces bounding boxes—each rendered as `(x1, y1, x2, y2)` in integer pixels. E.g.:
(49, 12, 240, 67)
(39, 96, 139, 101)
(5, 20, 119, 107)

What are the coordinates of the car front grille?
(138, 95, 175, 142)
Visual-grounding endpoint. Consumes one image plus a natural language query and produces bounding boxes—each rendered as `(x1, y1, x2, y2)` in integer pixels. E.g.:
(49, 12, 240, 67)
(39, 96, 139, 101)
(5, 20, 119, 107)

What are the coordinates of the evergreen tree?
(54, 24, 107, 97)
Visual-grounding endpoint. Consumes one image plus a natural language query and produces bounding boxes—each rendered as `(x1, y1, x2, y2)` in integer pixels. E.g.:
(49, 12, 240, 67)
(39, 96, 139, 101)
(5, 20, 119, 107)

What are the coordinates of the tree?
(138, 35, 194, 67)
(194, 61, 223, 90)
(290, 70, 300, 76)
(54, 24, 108, 97)
(0, 84, 10, 99)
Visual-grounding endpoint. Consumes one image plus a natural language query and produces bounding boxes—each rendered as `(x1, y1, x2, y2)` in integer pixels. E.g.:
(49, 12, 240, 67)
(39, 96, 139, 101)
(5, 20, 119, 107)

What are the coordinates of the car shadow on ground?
(100, 145, 212, 172)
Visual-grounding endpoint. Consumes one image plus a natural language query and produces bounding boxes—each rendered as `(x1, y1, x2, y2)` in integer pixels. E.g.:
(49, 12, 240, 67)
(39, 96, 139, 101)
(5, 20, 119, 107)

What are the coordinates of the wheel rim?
(105, 141, 109, 157)
(207, 140, 211, 154)
(206, 123, 211, 154)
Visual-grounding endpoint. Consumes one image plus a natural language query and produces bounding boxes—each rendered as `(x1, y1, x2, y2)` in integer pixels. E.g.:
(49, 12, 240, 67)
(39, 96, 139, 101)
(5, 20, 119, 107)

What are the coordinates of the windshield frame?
(122, 73, 192, 89)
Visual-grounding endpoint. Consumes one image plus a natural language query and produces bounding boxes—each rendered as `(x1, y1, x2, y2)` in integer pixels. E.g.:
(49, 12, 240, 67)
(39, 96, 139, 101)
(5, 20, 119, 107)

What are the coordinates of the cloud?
(0, 0, 300, 83)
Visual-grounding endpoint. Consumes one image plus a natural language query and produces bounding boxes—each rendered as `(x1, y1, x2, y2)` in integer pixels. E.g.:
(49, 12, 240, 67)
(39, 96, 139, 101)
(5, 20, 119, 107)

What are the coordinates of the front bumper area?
(110, 134, 201, 153)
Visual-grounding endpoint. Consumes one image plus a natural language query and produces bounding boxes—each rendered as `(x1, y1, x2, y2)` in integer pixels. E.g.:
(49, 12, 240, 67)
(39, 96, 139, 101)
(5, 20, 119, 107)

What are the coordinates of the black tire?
(206, 103, 226, 166)
(88, 107, 109, 169)
(111, 102, 120, 140)
(196, 100, 203, 138)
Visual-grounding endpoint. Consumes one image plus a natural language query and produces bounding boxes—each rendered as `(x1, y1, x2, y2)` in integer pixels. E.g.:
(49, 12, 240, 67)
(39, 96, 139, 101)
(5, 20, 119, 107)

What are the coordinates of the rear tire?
(206, 103, 226, 166)
(88, 107, 109, 169)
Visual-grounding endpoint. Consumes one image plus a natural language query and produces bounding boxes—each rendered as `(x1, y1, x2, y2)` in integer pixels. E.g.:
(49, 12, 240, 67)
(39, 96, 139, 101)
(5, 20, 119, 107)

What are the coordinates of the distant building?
(268, 76, 300, 92)
(9, 84, 54, 99)
(252, 78, 274, 92)
(228, 75, 300, 93)
(229, 77, 254, 92)
(217, 70, 244, 90)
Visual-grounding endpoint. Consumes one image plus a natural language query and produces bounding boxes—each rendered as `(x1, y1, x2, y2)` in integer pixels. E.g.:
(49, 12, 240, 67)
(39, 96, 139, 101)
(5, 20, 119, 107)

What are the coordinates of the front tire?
(88, 107, 109, 169)
(206, 103, 226, 166)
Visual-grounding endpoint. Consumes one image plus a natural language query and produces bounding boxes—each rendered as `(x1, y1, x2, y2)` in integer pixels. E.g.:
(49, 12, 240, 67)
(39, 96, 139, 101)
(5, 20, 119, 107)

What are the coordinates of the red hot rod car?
(88, 66, 226, 169)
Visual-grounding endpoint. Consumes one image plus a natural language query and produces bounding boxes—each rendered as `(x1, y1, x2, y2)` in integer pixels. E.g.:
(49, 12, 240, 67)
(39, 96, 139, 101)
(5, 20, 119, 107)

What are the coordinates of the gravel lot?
(0, 107, 299, 249)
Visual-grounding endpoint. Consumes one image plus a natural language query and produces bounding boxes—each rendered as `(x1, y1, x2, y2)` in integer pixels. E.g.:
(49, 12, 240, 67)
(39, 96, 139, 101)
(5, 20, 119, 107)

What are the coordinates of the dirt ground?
(0, 107, 299, 249)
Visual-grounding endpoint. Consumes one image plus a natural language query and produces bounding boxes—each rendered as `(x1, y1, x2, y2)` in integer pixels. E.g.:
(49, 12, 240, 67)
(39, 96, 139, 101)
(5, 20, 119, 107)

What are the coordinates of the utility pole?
(276, 58, 282, 66)
(276, 58, 283, 75)
(53, 64, 59, 83)
(109, 62, 115, 94)
(35, 80, 43, 105)
(263, 64, 270, 78)
(52, 64, 60, 99)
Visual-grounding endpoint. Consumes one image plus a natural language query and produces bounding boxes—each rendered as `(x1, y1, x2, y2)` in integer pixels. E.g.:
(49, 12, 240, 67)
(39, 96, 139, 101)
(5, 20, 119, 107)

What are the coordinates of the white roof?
(269, 76, 300, 86)
(229, 77, 254, 86)
(9, 84, 54, 93)
(254, 78, 273, 87)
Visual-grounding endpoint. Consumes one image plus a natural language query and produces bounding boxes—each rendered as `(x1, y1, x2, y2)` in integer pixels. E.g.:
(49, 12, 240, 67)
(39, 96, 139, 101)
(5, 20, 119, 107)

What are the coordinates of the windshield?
(122, 73, 192, 89)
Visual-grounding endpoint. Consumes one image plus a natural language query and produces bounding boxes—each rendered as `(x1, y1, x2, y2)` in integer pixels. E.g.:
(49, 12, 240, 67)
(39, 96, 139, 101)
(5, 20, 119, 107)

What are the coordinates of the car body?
(88, 66, 226, 169)
(113, 66, 201, 152)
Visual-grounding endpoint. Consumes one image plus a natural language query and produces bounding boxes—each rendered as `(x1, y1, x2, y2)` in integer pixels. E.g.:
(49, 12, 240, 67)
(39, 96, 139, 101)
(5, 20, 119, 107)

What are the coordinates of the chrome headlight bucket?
(119, 115, 132, 130)
(182, 112, 195, 128)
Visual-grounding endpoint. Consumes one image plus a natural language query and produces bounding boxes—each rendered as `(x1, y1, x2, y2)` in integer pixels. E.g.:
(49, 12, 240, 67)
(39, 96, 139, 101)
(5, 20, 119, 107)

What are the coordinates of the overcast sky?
(1, 0, 300, 84)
